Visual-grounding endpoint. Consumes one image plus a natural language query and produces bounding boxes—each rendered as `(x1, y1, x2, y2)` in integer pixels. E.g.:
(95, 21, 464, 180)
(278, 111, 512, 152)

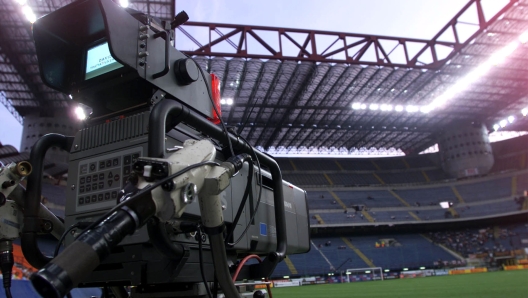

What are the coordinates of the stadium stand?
(394, 187, 455, 206)
(456, 200, 520, 218)
(423, 168, 451, 181)
(373, 158, 407, 170)
(405, 156, 437, 168)
(333, 190, 401, 208)
(427, 224, 528, 257)
(308, 169, 528, 216)
(291, 159, 341, 171)
(377, 171, 426, 184)
(276, 158, 294, 171)
(273, 223, 528, 278)
(516, 172, 528, 196)
(41, 182, 66, 218)
(274, 233, 458, 277)
(455, 177, 512, 203)
(326, 173, 381, 186)
(283, 173, 329, 186)
(335, 159, 377, 171)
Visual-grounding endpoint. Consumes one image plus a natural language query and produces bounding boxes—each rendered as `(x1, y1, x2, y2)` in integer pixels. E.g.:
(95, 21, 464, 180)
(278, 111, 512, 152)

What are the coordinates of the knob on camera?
(173, 58, 199, 85)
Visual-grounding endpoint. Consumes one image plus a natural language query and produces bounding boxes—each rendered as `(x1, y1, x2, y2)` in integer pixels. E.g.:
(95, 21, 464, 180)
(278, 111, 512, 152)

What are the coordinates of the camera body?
(28, 0, 310, 294)
(63, 111, 310, 287)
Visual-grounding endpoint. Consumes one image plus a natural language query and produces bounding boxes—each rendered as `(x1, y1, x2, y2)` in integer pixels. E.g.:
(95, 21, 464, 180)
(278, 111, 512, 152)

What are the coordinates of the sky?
(0, 0, 509, 151)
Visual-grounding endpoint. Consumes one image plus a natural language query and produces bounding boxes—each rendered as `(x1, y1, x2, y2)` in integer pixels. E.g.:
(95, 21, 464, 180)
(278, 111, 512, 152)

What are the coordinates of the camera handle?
(149, 99, 288, 278)
(152, 29, 171, 79)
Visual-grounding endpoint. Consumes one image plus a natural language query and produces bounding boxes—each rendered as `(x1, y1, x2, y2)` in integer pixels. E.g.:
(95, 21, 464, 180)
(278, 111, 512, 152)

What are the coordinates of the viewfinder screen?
(85, 42, 123, 80)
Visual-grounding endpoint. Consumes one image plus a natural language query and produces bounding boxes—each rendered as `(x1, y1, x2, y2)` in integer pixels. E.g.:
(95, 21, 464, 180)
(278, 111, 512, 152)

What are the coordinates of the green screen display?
(85, 42, 123, 80)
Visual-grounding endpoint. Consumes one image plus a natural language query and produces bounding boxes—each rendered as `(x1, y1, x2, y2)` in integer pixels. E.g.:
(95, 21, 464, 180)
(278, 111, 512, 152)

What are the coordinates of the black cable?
(0, 241, 14, 298)
(197, 228, 213, 298)
(225, 155, 254, 244)
(227, 135, 263, 246)
(191, 57, 236, 158)
(76, 161, 220, 240)
(213, 273, 219, 298)
(53, 223, 80, 257)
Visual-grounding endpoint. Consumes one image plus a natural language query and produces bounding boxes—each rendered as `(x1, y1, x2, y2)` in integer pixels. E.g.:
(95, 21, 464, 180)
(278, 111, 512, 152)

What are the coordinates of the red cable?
(232, 254, 273, 298)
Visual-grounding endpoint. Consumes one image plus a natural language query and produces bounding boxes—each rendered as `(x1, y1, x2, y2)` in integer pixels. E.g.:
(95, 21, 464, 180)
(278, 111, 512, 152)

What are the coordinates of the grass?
(270, 270, 528, 298)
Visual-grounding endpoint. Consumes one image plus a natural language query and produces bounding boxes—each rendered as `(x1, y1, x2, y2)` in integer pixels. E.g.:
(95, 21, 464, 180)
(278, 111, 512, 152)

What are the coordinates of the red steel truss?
(179, 0, 517, 69)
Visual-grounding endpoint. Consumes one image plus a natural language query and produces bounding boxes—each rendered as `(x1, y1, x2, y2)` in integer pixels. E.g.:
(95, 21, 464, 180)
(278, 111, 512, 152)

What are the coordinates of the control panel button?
(79, 186, 85, 193)
(98, 182, 104, 189)
(105, 192, 110, 200)
(86, 176, 92, 183)
(108, 172, 113, 179)
(91, 195, 97, 203)
(111, 191, 117, 199)
(78, 197, 84, 205)
(124, 155, 131, 165)
(80, 165, 88, 175)
(108, 180, 113, 187)
(86, 184, 91, 192)
(93, 174, 98, 182)
(80, 177, 85, 185)
(99, 173, 105, 181)
(89, 163, 96, 172)
(98, 194, 103, 201)
(123, 166, 131, 176)
(112, 158, 119, 166)
(99, 161, 105, 170)
(114, 174, 120, 182)
(131, 153, 140, 163)
(106, 160, 112, 168)
(92, 183, 97, 191)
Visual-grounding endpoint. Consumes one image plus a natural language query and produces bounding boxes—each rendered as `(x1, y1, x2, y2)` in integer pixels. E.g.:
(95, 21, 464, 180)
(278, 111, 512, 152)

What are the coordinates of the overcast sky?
(0, 0, 509, 150)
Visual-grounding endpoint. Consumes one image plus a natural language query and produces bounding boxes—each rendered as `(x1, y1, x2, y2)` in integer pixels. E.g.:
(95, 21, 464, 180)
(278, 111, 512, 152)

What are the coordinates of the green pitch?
(271, 270, 528, 298)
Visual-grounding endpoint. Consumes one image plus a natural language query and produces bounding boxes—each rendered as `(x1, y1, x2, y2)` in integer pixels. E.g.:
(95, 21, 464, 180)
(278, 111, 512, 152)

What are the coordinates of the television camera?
(0, 0, 311, 297)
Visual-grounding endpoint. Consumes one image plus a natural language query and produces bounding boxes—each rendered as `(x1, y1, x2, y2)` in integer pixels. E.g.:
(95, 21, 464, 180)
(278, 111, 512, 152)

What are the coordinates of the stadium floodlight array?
(12, 0, 36, 23)
(493, 106, 528, 131)
(351, 29, 528, 116)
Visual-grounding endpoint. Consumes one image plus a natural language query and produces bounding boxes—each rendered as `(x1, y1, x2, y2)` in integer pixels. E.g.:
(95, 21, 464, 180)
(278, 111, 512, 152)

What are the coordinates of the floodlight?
(352, 103, 361, 110)
(522, 108, 528, 116)
(406, 105, 418, 113)
(22, 5, 36, 23)
(369, 104, 379, 110)
(420, 106, 431, 114)
(508, 116, 515, 123)
(395, 105, 403, 112)
(493, 124, 500, 131)
(360, 104, 367, 110)
(500, 120, 508, 128)
(519, 31, 528, 44)
(74, 106, 86, 120)
(226, 98, 233, 105)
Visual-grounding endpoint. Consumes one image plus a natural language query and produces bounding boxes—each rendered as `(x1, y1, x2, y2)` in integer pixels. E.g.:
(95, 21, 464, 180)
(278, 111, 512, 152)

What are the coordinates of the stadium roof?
(1, 0, 527, 155)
